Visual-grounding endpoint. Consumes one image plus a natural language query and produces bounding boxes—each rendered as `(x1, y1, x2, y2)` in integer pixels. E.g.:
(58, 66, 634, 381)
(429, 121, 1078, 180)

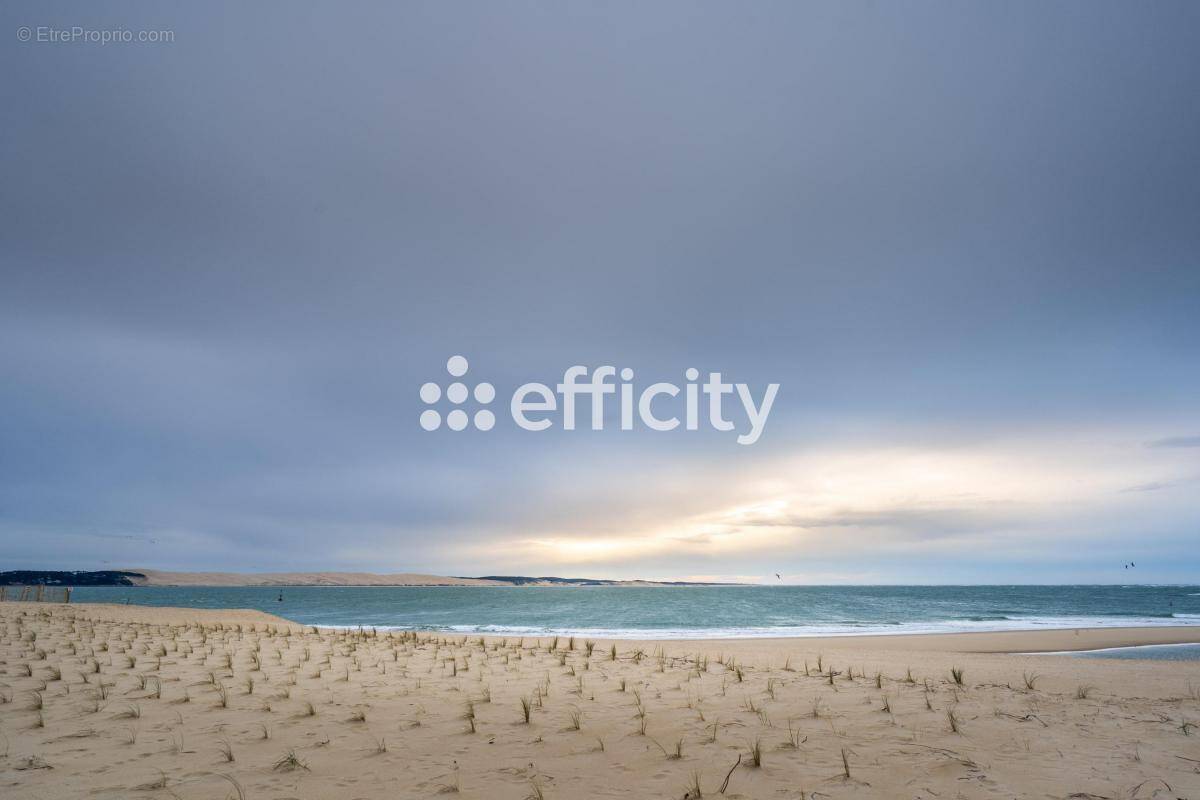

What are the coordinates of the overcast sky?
(2, 2, 1198, 583)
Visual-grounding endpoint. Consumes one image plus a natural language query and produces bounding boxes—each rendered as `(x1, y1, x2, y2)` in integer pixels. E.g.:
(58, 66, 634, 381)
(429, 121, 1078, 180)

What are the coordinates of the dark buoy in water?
(277, 592, 283, 602)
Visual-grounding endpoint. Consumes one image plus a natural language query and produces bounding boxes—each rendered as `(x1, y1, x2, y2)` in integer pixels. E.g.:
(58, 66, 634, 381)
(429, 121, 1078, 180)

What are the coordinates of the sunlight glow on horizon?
(457, 430, 1197, 578)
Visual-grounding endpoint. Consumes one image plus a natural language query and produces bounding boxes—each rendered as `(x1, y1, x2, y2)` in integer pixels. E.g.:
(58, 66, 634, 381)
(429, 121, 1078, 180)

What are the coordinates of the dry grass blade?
(273, 748, 310, 772)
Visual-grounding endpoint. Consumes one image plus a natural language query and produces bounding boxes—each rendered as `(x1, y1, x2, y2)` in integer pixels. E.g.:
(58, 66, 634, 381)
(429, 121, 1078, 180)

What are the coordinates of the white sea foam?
(306, 615, 1200, 640)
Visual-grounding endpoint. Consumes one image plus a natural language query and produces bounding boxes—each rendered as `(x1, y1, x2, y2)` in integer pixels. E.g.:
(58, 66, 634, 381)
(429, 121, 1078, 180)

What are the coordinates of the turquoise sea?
(71, 584, 1200, 641)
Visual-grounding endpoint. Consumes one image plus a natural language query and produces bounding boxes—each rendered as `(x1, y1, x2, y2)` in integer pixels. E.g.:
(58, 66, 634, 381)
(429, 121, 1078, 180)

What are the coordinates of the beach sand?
(3, 603, 1199, 799)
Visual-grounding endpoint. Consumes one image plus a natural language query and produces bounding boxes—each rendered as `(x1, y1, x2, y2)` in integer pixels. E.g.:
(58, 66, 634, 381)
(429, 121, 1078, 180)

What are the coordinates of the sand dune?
(3, 602, 1199, 799)
(126, 569, 513, 587)
(121, 569, 712, 587)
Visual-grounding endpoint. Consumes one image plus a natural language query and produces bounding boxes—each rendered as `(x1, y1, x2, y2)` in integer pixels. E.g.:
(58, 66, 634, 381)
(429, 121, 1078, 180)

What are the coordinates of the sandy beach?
(3, 602, 1199, 799)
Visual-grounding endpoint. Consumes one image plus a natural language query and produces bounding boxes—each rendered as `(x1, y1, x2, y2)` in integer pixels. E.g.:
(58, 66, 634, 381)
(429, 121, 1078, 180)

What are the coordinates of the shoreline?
(38, 602, 1200, 654)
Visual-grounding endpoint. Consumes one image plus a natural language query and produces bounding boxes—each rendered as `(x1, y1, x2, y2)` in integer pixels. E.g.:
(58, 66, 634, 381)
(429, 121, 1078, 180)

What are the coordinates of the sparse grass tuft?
(273, 748, 310, 772)
(525, 776, 546, 800)
(114, 702, 141, 719)
(134, 769, 168, 791)
(652, 735, 685, 759)
(784, 718, 805, 749)
(747, 737, 763, 767)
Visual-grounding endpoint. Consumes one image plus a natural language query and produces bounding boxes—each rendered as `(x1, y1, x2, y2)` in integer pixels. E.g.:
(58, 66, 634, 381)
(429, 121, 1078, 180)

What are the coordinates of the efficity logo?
(420, 356, 778, 445)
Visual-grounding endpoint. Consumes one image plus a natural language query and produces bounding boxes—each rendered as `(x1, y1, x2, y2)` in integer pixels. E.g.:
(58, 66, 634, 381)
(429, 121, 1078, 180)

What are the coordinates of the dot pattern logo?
(420, 355, 495, 431)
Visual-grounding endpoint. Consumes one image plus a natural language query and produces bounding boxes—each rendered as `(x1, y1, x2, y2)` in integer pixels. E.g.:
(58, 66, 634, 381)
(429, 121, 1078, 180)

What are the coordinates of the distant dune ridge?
(127, 569, 508, 587)
(0, 569, 731, 587)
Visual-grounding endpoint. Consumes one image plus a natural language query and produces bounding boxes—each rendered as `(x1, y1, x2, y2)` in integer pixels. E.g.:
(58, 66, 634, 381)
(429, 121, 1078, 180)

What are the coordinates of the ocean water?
(69, 584, 1200, 640)
(1067, 644, 1200, 661)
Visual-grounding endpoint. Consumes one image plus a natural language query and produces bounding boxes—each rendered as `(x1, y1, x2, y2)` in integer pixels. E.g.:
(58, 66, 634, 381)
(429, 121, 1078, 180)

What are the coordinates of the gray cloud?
(748, 507, 1001, 535)
(1147, 436, 1200, 449)
(2, 1, 1199, 580)
(1120, 481, 1171, 493)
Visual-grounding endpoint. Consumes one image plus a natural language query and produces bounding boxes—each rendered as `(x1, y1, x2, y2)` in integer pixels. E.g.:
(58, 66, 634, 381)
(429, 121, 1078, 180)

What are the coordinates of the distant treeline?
(0, 570, 727, 587)
(0, 571, 146, 586)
